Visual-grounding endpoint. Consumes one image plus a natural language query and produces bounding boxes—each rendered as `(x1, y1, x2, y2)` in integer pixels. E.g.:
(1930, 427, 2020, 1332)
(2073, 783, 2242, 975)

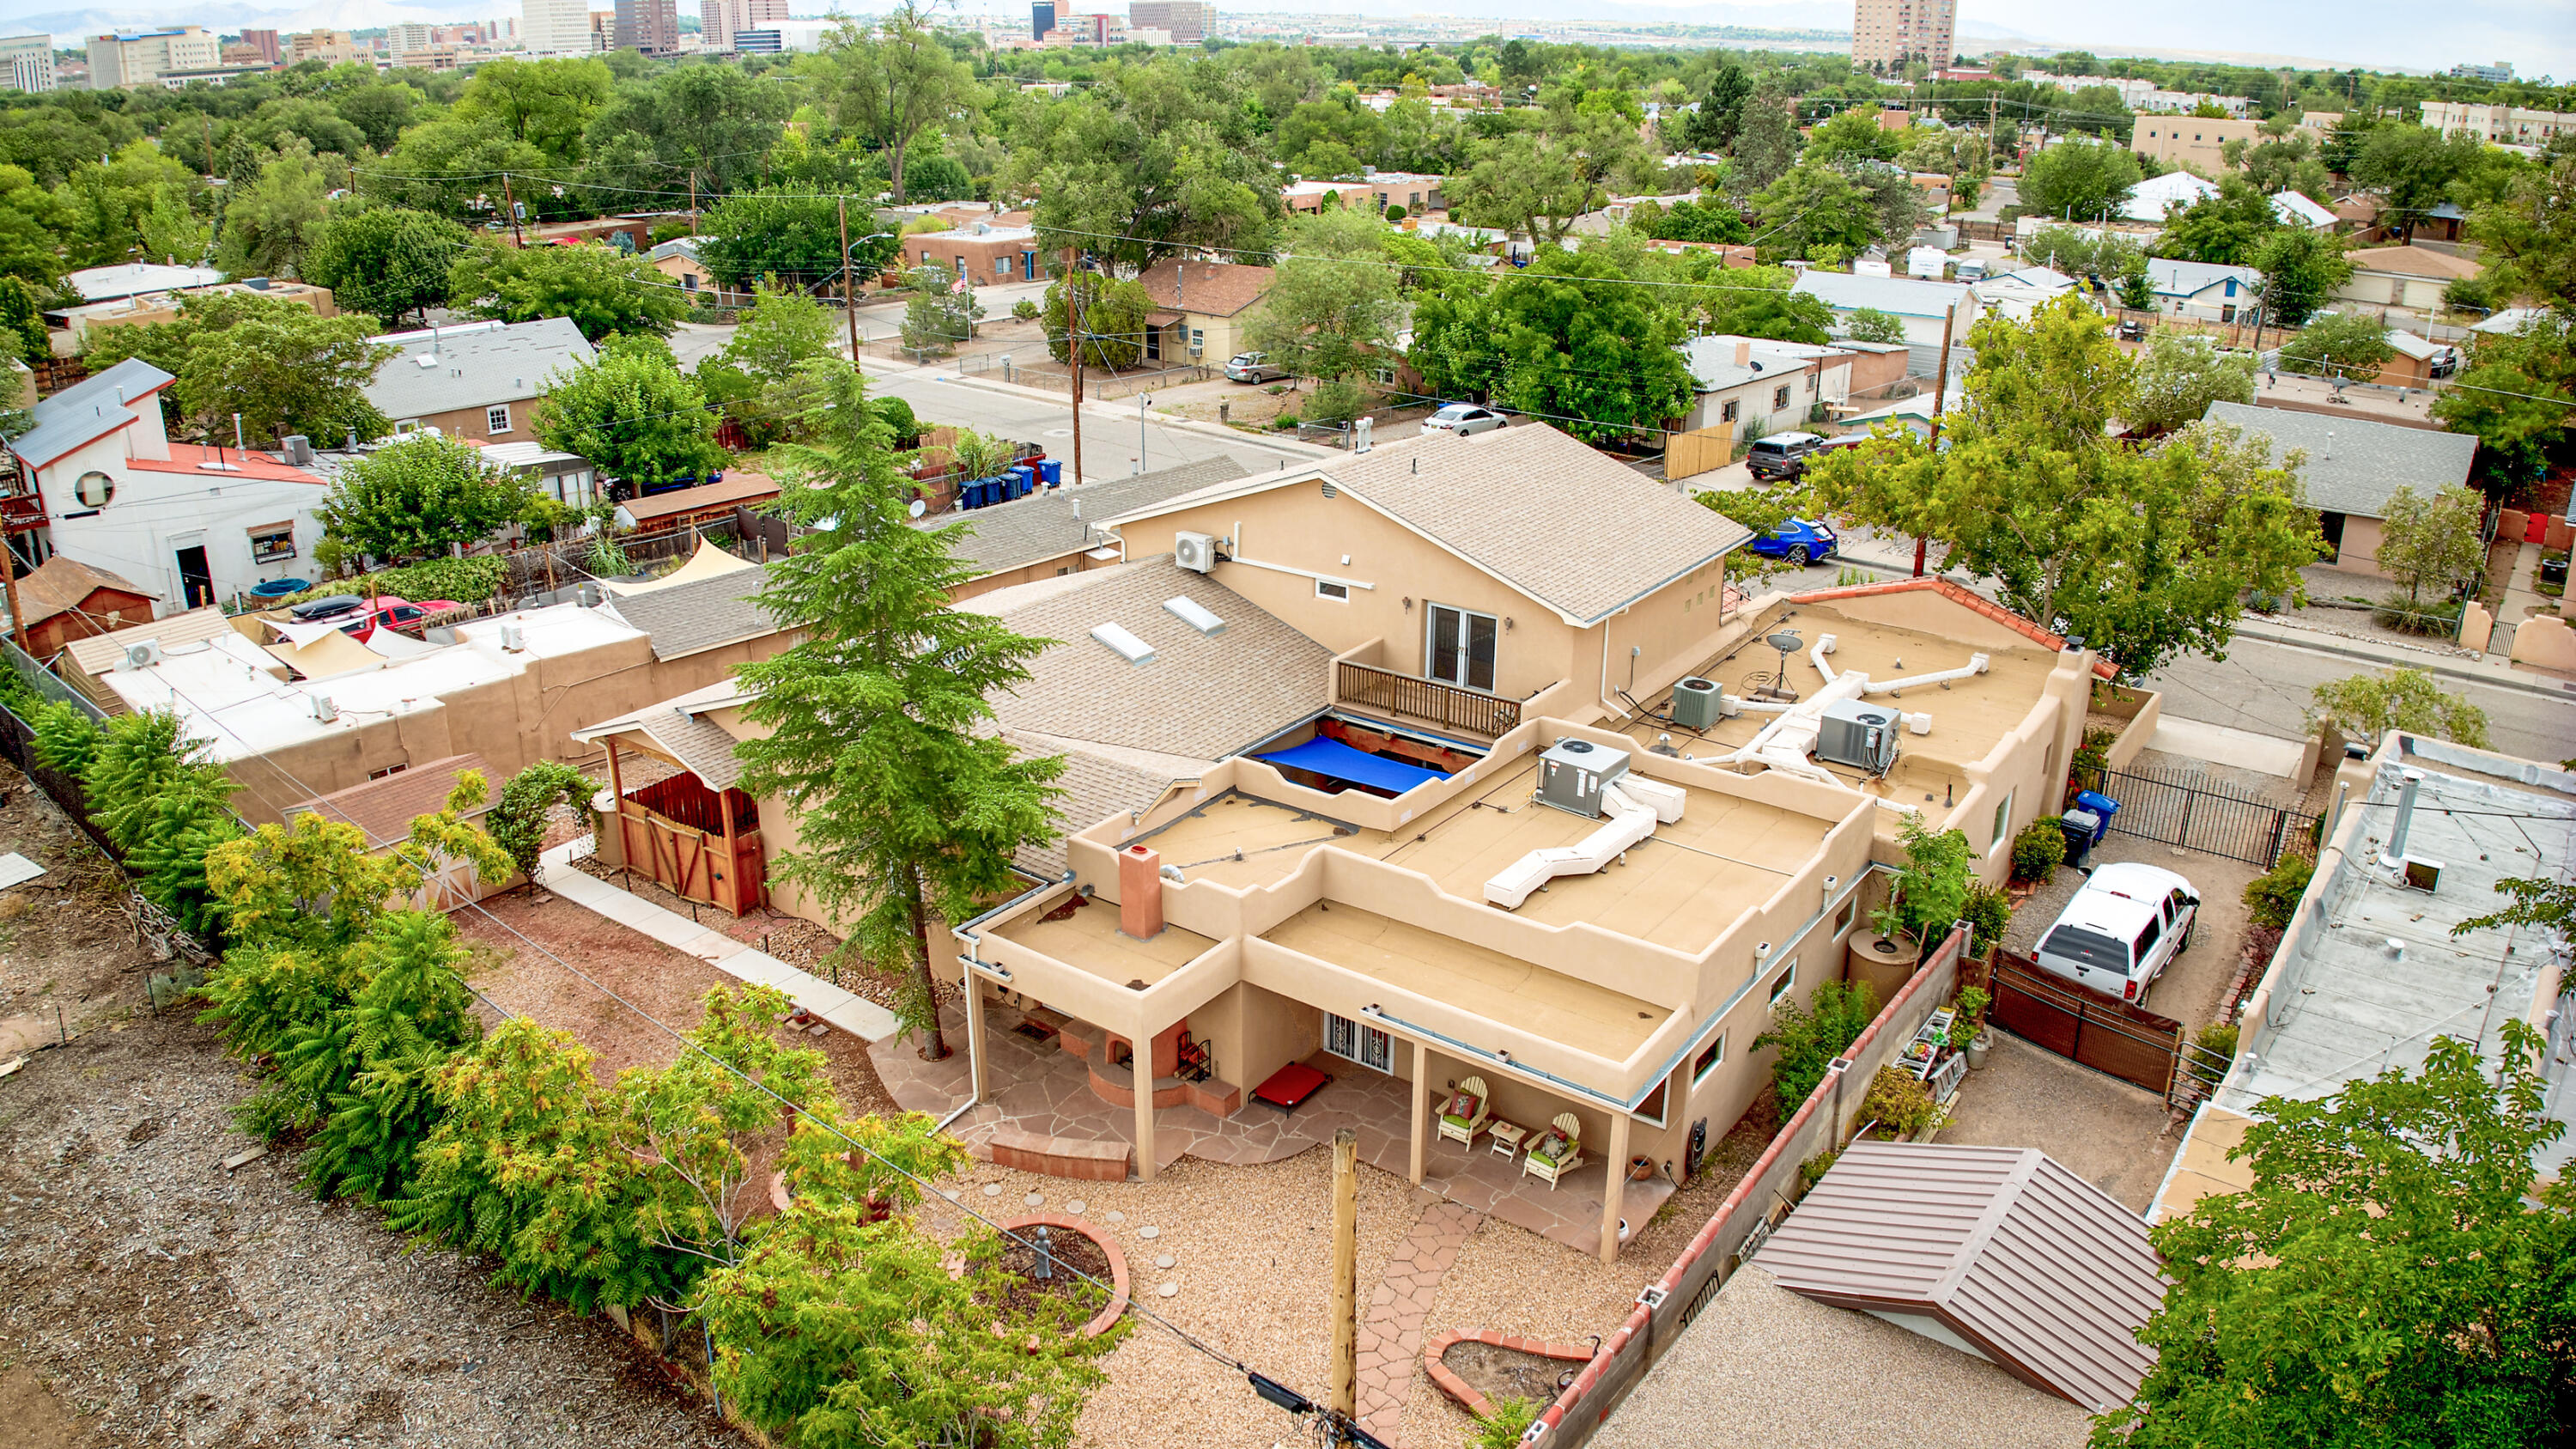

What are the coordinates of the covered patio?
(570, 685, 768, 917)
(874, 995, 1674, 1261)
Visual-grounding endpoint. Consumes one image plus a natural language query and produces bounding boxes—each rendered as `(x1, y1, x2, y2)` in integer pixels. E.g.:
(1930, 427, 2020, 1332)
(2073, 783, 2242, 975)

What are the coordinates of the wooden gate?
(1989, 951, 2186, 1103)
(617, 799, 767, 916)
(1664, 423, 1737, 481)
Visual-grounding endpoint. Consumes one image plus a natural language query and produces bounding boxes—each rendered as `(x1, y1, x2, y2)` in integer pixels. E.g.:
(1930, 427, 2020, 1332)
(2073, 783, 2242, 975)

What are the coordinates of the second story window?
(486, 405, 512, 435)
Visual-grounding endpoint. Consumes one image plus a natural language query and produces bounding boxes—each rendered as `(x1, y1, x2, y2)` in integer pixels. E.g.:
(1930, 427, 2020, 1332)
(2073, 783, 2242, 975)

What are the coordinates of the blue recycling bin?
(962, 479, 987, 508)
(1007, 466, 1035, 497)
(2071, 789, 2119, 843)
(1037, 459, 1062, 488)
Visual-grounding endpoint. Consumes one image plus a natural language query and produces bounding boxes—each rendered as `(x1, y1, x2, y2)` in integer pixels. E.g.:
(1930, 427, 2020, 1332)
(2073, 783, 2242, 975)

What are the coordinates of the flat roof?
(993, 894, 1214, 988)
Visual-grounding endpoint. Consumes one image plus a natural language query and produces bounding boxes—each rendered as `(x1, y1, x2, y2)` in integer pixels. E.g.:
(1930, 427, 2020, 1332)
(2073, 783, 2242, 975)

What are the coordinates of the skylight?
(1162, 596, 1225, 636)
(1091, 623, 1156, 665)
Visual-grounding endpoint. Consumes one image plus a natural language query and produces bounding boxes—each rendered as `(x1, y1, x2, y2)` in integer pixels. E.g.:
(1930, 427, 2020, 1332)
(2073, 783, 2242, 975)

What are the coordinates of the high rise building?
(1031, 2, 1055, 41)
(86, 27, 222, 88)
(521, 0, 596, 55)
(239, 27, 281, 64)
(0, 35, 55, 93)
(702, 0, 788, 52)
(614, 0, 681, 53)
(283, 28, 361, 64)
(386, 21, 436, 54)
(1850, 0, 1953, 73)
(1127, 1, 1211, 44)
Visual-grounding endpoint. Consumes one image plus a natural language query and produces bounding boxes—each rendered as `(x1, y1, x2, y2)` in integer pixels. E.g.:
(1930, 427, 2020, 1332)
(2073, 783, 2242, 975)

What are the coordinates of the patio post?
(961, 964, 988, 1103)
(716, 788, 738, 914)
(1133, 1044, 1158, 1182)
(604, 737, 626, 867)
(1407, 1039, 1429, 1185)
(1598, 1111, 1631, 1266)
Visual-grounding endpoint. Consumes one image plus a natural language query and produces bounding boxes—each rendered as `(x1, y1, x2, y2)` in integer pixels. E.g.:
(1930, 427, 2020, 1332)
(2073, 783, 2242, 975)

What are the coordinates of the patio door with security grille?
(1425, 604, 1498, 692)
(1324, 1012, 1394, 1073)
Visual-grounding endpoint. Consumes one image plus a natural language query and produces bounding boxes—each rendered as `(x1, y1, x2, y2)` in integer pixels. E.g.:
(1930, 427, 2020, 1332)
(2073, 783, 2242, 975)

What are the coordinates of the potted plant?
(1950, 986, 1993, 1067)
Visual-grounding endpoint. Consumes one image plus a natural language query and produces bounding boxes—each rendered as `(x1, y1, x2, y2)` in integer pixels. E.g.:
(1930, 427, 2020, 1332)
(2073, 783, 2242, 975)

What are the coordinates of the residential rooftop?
(361, 318, 598, 417)
(920, 456, 1248, 578)
(2203, 399, 2479, 519)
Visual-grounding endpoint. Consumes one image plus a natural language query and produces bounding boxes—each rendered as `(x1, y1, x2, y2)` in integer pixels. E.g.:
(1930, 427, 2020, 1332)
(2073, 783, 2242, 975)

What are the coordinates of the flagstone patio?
(872, 999, 1672, 1260)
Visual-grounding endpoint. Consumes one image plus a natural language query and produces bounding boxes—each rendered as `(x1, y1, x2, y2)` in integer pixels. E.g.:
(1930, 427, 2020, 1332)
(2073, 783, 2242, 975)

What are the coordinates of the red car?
(293, 594, 461, 641)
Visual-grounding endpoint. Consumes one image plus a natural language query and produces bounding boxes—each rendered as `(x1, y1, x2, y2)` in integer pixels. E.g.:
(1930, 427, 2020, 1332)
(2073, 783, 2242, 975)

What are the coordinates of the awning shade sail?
(1255, 736, 1449, 795)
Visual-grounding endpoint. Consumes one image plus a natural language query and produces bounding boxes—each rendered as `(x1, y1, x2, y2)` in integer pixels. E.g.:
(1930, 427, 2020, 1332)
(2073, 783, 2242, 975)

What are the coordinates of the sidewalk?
(2229, 615, 2574, 698)
(538, 841, 903, 1044)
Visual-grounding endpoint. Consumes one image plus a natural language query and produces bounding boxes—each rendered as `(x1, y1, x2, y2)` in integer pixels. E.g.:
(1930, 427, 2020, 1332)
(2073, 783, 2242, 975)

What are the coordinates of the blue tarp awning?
(1254, 737, 1450, 795)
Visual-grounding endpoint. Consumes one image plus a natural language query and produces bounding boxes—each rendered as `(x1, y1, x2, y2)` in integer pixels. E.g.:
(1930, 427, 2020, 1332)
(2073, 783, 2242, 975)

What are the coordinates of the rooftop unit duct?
(1487, 755, 1688, 910)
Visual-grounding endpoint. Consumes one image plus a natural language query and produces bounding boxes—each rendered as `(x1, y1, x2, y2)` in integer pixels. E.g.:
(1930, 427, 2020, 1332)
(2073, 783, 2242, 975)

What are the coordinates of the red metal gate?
(1989, 951, 2185, 1102)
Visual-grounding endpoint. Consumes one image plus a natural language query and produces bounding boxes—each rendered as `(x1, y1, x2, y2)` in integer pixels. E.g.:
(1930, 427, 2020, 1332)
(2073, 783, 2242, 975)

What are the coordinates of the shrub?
(2008, 816, 2066, 884)
(484, 761, 593, 886)
(2372, 595, 2464, 637)
(2067, 724, 2117, 795)
(1798, 1149, 1840, 1191)
(1011, 298, 1040, 320)
(1879, 813, 1972, 947)
(1961, 880, 2014, 954)
(1475, 1397, 1538, 1449)
(2196, 1021, 2239, 1060)
(1384, 204, 1407, 222)
(868, 395, 921, 449)
(2243, 854, 2316, 929)
(1304, 378, 1374, 427)
(1754, 978, 1879, 1117)
(29, 701, 101, 777)
(1858, 1066, 1941, 1139)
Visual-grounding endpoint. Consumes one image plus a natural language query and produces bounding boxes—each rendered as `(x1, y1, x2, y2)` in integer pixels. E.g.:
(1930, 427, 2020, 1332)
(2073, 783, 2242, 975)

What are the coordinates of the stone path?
(1355, 1200, 1482, 1445)
(539, 841, 902, 1042)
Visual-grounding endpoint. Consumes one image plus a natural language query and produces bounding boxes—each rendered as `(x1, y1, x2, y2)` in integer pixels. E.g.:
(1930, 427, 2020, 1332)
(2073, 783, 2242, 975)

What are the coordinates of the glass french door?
(1324, 1012, 1394, 1073)
(1425, 603, 1498, 692)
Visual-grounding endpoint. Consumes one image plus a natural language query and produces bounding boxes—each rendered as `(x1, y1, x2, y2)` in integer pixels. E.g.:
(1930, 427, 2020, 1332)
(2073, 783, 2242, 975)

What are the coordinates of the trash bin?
(2543, 556, 2569, 589)
(2073, 789, 2119, 840)
(1037, 459, 1063, 488)
(2060, 808, 2102, 869)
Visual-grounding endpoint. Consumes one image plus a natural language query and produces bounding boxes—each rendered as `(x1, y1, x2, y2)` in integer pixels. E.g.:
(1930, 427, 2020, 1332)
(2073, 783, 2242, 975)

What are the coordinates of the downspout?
(939, 869, 1072, 1134)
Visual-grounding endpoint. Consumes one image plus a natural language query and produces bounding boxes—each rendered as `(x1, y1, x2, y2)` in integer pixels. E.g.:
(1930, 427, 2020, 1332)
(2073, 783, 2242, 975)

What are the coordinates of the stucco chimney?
(1735, 339, 1752, 368)
(1120, 843, 1164, 938)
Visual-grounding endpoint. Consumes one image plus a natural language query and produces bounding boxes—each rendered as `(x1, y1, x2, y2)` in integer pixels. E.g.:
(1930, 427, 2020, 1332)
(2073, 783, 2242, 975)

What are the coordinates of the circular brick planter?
(997, 1214, 1130, 1339)
(1424, 1330, 1600, 1420)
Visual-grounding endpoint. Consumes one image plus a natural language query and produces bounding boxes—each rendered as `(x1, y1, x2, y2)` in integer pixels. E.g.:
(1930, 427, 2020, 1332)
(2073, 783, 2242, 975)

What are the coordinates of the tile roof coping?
(1788, 576, 2118, 679)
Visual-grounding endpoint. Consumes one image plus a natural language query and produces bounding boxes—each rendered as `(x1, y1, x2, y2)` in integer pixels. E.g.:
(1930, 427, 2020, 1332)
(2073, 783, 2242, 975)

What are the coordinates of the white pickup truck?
(2031, 862, 2200, 1006)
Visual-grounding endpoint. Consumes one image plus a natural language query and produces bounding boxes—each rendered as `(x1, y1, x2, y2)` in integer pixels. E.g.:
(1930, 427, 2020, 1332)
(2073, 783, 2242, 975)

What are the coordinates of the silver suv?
(1224, 351, 1286, 383)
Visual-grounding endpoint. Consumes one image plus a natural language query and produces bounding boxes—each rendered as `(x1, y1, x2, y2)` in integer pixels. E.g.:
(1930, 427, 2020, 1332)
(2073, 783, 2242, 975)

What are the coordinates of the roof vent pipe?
(2384, 768, 2425, 866)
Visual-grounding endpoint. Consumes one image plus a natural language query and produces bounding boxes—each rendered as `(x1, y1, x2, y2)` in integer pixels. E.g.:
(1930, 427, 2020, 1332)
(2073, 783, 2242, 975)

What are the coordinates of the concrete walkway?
(538, 841, 902, 1044)
(1356, 1200, 1482, 1444)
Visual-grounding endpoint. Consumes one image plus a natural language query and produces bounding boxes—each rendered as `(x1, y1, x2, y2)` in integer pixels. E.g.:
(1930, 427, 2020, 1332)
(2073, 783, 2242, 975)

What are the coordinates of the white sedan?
(1421, 403, 1507, 437)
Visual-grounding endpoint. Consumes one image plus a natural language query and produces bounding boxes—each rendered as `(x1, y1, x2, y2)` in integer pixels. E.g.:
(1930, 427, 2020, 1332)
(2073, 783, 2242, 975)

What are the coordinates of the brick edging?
(1423, 1330, 1600, 1421)
(996, 1213, 1130, 1339)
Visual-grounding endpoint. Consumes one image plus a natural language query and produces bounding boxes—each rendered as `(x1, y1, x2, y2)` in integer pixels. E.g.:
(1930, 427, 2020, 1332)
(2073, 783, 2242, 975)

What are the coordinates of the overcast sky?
(1956, 0, 2565, 79)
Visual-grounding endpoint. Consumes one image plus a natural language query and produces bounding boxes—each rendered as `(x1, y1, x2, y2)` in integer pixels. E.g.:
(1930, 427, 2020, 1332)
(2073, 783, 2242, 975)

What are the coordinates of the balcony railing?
(0, 494, 42, 533)
(1337, 661, 1521, 738)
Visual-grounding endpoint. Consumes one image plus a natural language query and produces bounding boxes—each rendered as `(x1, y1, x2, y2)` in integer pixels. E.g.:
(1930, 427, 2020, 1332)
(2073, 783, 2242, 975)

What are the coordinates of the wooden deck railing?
(1336, 661, 1521, 737)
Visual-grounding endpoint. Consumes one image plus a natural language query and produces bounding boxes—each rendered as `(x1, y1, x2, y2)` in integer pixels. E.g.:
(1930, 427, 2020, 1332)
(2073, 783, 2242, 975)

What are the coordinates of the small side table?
(1488, 1120, 1528, 1160)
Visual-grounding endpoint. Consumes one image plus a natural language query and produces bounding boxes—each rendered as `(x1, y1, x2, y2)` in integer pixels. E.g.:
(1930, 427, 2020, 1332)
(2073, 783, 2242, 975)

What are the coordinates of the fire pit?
(994, 1214, 1129, 1338)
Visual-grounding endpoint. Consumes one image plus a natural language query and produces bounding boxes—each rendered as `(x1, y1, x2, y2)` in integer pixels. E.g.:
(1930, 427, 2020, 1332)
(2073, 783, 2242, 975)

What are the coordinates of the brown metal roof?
(1756, 1142, 2165, 1414)
(17, 555, 154, 628)
(286, 753, 494, 848)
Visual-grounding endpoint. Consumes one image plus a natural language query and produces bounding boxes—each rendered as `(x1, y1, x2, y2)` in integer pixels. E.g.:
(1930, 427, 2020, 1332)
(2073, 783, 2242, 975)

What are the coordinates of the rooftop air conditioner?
(1670, 676, 1724, 730)
(1538, 738, 1630, 819)
(1174, 531, 1217, 574)
(121, 639, 162, 669)
(1815, 699, 1899, 774)
(280, 434, 313, 465)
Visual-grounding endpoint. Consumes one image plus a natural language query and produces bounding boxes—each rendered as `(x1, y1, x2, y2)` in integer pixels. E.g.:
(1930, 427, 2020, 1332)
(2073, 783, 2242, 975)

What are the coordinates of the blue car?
(1746, 517, 1838, 567)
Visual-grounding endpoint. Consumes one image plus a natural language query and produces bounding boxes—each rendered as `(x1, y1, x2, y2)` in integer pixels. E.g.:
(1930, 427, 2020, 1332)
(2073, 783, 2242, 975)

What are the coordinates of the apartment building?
(522, 0, 597, 56)
(569, 424, 2116, 1263)
(1128, 0, 1214, 43)
(283, 29, 361, 65)
(2129, 114, 2266, 174)
(237, 28, 281, 65)
(2420, 99, 2576, 148)
(614, 0, 682, 53)
(1851, 0, 1953, 71)
(85, 27, 221, 88)
(0, 34, 56, 93)
(701, 0, 790, 52)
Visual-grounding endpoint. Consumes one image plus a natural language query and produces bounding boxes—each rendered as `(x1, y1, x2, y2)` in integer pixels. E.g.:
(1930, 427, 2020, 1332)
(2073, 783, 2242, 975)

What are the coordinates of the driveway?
(1936, 1033, 2182, 1211)
(2002, 828, 2262, 1036)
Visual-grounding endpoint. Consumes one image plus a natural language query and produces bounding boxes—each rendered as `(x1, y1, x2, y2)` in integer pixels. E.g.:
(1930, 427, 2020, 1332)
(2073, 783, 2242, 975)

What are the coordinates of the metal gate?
(2085, 764, 2322, 868)
(1989, 953, 2188, 1103)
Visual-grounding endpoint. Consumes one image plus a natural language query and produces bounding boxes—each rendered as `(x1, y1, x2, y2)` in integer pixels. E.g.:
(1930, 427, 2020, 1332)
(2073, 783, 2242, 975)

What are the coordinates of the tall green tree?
(2278, 310, 2395, 381)
(1730, 74, 1801, 192)
(2351, 126, 2487, 240)
(734, 362, 1064, 1059)
(316, 433, 538, 563)
(2018, 138, 2143, 223)
(697, 188, 891, 294)
(215, 145, 334, 279)
(1751, 162, 1886, 265)
(1041, 270, 1152, 371)
(2249, 227, 2355, 328)
(537, 336, 726, 492)
(896, 265, 983, 357)
(808, 3, 979, 206)
(452, 56, 613, 164)
(2432, 311, 2575, 487)
(1675, 63, 1751, 152)
(2154, 175, 2281, 265)
(1410, 247, 1695, 443)
(447, 239, 689, 342)
(2127, 332, 2257, 435)
(1242, 207, 1408, 384)
(84, 289, 398, 447)
(720, 281, 841, 382)
(2464, 151, 2576, 309)
(2100, 1021, 2571, 1448)
(2372, 482, 2488, 611)
(2308, 668, 2491, 750)
(304, 204, 473, 326)
(1806, 297, 2321, 681)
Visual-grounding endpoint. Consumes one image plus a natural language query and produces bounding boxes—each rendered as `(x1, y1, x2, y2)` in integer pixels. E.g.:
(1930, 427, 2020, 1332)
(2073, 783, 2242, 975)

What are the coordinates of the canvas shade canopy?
(1254, 736, 1449, 795)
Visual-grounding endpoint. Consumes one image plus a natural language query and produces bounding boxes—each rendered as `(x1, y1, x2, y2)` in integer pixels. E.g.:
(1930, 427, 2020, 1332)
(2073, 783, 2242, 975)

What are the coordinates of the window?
(1766, 957, 1798, 1006)
(994, 256, 1012, 277)
(954, 255, 969, 277)
(683, 272, 698, 292)
(367, 763, 409, 781)
(1772, 384, 1791, 409)
(1323, 1011, 1393, 1072)
(1190, 328, 1206, 353)
(2133, 915, 2161, 961)
(1990, 789, 2013, 854)
(1721, 399, 1739, 423)
(1692, 1032, 1727, 1082)
(1370, 364, 1397, 387)
(74, 471, 112, 508)
(486, 405, 512, 435)
(248, 522, 295, 563)
(1833, 899, 1855, 935)
(1424, 603, 1498, 691)
(1315, 579, 1351, 601)
(1807, 373, 1818, 393)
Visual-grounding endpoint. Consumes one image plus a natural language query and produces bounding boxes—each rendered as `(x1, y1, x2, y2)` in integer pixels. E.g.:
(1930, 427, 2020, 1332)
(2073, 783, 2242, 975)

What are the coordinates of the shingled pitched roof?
(607, 561, 784, 661)
(1136, 259, 1276, 319)
(16, 556, 154, 628)
(920, 456, 1249, 576)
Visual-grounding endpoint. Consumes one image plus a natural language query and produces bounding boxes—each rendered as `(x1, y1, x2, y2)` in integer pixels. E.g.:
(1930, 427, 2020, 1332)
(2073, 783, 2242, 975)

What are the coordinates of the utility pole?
(689, 171, 698, 235)
(1137, 393, 1149, 474)
(1327, 1127, 1358, 1421)
(1068, 252, 1087, 487)
(501, 173, 525, 247)
(1916, 301, 1958, 578)
(838, 196, 857, 361)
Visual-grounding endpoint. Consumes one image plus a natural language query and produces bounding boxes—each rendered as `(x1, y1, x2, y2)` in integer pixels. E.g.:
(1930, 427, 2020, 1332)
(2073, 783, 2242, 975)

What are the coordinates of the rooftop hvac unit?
(1174, 530, 1218, 574)
(1815, 699, 1899, 774)
(1538, 738, 1630, 819)
(1669, 676, 1727, 730)
(280, 434, 313, 465)
(120, 639, 162, 669)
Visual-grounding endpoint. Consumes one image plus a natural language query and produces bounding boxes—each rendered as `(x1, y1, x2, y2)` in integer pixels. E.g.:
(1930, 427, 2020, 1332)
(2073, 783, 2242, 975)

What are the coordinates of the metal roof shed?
(1757, 1141, 2165, 1413)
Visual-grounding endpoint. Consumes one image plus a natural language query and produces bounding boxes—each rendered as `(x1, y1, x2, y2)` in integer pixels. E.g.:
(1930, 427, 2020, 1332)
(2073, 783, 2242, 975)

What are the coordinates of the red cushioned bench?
(1251, 1061, 1333, 1116)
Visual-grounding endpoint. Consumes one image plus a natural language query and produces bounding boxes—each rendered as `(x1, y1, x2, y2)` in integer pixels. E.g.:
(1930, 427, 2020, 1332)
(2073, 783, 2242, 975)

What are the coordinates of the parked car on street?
(1421, 402, 1507, 437)
(1743, 516, 1839, 567)
(1749, 431, 1869, 483)
(1224, 351, 1287, 383)
(2032, 861, 2200, 1005)
(2116, 319, 2145, 342)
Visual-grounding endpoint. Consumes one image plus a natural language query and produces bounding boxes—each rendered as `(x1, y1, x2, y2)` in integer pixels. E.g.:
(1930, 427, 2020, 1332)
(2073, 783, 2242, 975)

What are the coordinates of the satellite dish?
(908, 498, 927, 519)
(1766, 630, 1803, 654)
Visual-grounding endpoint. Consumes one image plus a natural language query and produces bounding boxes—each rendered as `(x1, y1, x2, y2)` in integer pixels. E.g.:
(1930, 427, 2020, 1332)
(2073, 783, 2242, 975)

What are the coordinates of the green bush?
(1304, 379, 1374, 428)
(868, 395, 921, 449)
(2008, 816, 2066, 884)
(1858, 1066, 1941, 1139)
(1754, 978, 1879, 1117)
(29, 701, 101, 777)
(2244, 854, 2317, 929)
(2372, 595, 2464, 637)
(1960, 881, 2014, 955)
(1011, 299, 1040, 321)
(1474, 1397, 1538, 1449)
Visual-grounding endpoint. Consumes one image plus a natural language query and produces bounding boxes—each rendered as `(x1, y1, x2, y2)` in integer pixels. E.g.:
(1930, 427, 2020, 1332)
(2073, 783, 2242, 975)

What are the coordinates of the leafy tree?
(214, 145, 333, 279)
(2103, 1021, 2569, 1448)
(1804, 108, 1899, 165)
(2351, 125, 2487, 240)
(720, 281, 841, 382)
(2372, 483, 2488, 611)
(1449, 129, 1616, 247)
(2433, 336, 2575, 490)
(1242, 208, 1407, 384)
(1730, 74, 1801, 192)
(316, 433, 537, 563)
(1638, 197, 1750, 245)
(807, 3, 979, 205)
(0, 163, 66, 289)
(287, 910, 484, 1202)
(2063, 85, 2133, 137)
(1805, 299, 2321, 682)
(896, 265, 984, 357)
(698, 188, 891, 293)
(1882, 812, 1972, 947)
(304, 204, 473, 326)
(1412, 247, 1695, 443)
(1675, 63, 1751, 152)
(0, 275, 52, 363)
(734, 363, 1064, 1058)
(164, 302, 394, 450)
(2238, 128, 2336, 204)
(1752, 979, 1879, 1117)
(580, 62, 786, 198)
(2249, 226, 2355, 328)
(447, 239, 689, 342)
(2278, 309, 2394, 381)
(537, 336, 726, 493)
(452, 56, 613, 164)
(82, 709, 243, 938)
(1042, 270, 1151, 371)
(2454, 873, 2576, 941)
(2465, 152, 2576, 310)
(55, 140, 209, 270)
(2307, 667, 2491, 750)
(2018, 138, 2142, 224)
(2127, 332, 2257, 434)
(1751, 162, 1886, 265)
(2154, 175, 2280, 265)
(1842, 307, 1907, 344)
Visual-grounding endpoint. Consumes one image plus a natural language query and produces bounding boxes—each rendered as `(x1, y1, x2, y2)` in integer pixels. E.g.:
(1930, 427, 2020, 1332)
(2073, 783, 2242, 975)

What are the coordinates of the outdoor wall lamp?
(1504, 617, 1515, 631)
